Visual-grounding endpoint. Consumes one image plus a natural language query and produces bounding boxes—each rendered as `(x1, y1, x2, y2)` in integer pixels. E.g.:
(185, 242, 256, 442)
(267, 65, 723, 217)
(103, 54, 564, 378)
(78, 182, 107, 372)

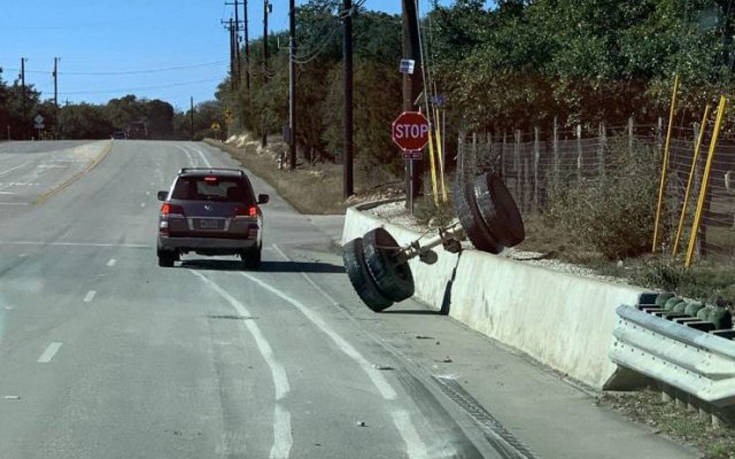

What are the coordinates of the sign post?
(33, 114, 44, 139)
(392, 111, 430, 213)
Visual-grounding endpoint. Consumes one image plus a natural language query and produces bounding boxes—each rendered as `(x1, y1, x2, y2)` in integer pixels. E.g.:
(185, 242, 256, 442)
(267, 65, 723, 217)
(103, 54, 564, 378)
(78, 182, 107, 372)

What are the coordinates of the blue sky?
(0, 0, 452, 112)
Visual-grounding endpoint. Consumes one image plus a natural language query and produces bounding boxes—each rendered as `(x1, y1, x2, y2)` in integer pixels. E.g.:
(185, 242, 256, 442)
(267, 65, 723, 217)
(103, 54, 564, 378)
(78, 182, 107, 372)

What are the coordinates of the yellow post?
(652, 74, 680, 252)
(426, 115, 439, 205)
(434, 107, 448, 202)
(672, 104, 710, 256)
(685, 96, 727, 268)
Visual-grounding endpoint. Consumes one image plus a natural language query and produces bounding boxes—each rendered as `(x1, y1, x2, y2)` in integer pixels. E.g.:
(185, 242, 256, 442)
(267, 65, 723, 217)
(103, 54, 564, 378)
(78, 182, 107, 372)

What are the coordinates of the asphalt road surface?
(0, 140, 696, 459)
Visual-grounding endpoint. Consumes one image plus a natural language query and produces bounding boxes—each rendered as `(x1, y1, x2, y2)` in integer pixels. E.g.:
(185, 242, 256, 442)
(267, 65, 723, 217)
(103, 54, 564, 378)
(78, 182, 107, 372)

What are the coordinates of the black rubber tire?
(342, 238, 393, 312)
(157, 251, 175, 267)
(362, 228, 415, 302)
(242, 246, 262, 270)
(451, 178, 503, 254)
(473, 173, 525, 247)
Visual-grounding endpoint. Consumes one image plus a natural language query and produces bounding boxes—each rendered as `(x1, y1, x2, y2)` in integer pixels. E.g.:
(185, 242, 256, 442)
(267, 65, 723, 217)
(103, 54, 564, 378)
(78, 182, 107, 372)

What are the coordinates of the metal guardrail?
(610, 304, 735, 407)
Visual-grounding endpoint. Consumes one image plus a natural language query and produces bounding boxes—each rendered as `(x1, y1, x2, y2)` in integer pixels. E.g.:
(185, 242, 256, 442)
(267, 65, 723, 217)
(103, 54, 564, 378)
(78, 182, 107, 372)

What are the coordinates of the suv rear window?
(171, 176, 253, 203)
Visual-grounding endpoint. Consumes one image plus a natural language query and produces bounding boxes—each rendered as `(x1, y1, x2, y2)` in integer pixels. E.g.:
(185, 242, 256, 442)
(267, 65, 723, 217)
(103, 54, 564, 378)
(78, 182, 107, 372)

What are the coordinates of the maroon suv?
(156, 168, 269, 268)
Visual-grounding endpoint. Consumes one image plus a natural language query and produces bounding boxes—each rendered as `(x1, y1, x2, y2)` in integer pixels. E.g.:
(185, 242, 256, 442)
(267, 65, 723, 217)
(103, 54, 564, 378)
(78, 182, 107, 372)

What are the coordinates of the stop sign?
(392, 111, 430, 151)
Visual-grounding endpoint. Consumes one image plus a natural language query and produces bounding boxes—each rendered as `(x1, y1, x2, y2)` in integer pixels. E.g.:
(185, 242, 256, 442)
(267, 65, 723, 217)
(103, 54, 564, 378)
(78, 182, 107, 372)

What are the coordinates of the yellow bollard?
(652, 74, 680, 253)
(685, 96, 727, 268)
(672, 104, 710, 256)
(434, 107, 448, 203)
(427, 126, 440, 206)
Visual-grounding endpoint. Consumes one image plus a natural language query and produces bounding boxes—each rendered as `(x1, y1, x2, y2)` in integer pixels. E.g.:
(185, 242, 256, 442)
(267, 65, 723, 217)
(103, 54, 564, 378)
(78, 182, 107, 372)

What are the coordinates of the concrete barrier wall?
(342, 202, 645, 389)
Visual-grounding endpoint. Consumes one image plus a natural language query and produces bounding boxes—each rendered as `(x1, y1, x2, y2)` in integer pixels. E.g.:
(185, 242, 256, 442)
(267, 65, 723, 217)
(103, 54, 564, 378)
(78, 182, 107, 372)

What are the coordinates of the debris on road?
(356, 420, 367, 427)
(415, 335, 434, 339)
(372, 364, 394, 371)
(441, 357, 453, 363)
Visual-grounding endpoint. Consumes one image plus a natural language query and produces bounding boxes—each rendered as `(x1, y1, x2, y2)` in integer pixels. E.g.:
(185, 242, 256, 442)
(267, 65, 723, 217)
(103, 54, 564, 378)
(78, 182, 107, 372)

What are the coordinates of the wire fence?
(460, 120, 735, 262)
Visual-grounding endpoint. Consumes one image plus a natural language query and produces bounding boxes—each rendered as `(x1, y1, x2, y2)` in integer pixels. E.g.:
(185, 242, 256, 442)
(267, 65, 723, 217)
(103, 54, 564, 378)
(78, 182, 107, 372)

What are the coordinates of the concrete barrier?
(342, 200, 646, 389)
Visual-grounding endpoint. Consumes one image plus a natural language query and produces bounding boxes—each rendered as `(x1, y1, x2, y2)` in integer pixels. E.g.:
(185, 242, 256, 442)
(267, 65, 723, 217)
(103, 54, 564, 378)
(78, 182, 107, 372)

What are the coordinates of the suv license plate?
(198, 219, 221, 229)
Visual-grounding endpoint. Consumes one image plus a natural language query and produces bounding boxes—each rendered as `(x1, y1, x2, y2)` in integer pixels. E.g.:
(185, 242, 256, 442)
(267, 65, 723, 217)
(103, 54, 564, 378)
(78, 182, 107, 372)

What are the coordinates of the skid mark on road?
(190, 270, 292, 458)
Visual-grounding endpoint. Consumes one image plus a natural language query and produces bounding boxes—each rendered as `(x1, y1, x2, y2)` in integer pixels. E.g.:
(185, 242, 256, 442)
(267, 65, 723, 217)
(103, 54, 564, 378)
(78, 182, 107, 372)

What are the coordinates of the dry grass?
(204, 137, 347, 214)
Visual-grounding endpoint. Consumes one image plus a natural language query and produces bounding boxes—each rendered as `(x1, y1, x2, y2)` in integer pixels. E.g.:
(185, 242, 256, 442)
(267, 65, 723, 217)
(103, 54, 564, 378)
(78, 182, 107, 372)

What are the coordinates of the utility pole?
(343, 0, 353, 197)
(53, 57, 59, 109)
(225, 0, 242, 86)
(262, 0, 269, 147)
(288, 0, 296, 170)
(20, 58, 27, 129)
(243, 0, 250, 91)
(401, 0, 421, 210)
(190, 97, 195, 140)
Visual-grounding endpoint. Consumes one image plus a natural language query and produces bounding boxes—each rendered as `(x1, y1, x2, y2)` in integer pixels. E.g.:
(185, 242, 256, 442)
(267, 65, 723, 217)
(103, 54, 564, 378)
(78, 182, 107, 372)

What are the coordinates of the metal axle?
(396, 220, 465, 264)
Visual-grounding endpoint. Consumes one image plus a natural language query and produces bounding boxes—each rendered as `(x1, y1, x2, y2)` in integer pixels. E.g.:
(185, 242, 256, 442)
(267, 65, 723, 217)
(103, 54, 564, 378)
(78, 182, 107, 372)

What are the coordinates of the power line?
(2, 60, 226, 76)
(54, 77, 223, 95)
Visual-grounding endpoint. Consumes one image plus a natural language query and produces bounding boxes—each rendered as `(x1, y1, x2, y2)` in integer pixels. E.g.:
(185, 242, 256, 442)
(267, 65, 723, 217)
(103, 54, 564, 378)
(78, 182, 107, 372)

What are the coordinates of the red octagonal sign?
(392, 111, 430, 152)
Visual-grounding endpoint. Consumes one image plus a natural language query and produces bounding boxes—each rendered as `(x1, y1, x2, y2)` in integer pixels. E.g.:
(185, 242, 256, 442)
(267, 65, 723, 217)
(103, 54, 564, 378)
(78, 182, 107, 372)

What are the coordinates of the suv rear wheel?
(241, 246, 261, 270)
(157, 248, 178, 267)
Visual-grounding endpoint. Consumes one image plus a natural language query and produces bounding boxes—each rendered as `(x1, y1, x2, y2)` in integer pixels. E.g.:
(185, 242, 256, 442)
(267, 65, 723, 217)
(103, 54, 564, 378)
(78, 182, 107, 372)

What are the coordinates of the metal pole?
(343, 0, 353, 197)
(653, 74, 680, 253)
(244, 0, 250, 90)
(401, 0, 421, 213)
(262, 0, 269, 147)
(289, 0, 296, 170)
(190, 97, 195, 140)
(234, 0, 241, 87)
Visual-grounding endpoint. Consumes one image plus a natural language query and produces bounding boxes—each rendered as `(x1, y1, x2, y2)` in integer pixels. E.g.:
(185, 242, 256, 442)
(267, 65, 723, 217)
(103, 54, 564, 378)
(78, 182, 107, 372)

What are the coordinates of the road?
(0, 140, 695, 459)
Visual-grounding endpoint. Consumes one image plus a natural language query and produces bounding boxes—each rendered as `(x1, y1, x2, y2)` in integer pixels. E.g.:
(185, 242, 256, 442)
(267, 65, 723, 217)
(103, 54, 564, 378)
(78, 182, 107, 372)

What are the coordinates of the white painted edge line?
(391, 410, 430, 459)
(270, 404, 293, 459)
(189, 270, 292, 458)
(271, 243, 431, 459)
(83, 290, 96, 303)
(37, 342, 63, 363)
(0, 202, 29, 206)
(0, 241, 150, 248)
(192, 145, 213, 168)
(239, 269, 397, 401)
(107, 258, 117, 267)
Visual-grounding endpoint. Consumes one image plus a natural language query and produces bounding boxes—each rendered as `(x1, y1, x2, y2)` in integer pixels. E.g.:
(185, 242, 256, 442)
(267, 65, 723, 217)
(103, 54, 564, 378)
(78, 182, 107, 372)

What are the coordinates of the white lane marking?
(0, 191, 17, 195)
(190, 270, 292, 458)
(191, 145, 213, 167)
(0, 241, 150, 248)
(140, 202, 146, 208)
(107, 258, 117, 267)
(391, 410, 429, 459)
(37, 342, 63, 363)
(83, 290, 96, 303)
(0, 202, 28, 206)
(271, 244, 433, 458)
(0, 161, 32, 177)
(175, 145, 196, 166)
(270, 404, 293, 459)
(145, 191, 151, 196)
(240, 270, 397, 400)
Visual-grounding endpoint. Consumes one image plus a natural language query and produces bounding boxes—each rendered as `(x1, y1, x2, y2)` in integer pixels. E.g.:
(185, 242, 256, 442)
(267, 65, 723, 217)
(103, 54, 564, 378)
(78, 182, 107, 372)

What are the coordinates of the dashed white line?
(106, 258, 117, 267)
(37, 342, 63, 363)
(83, 290, 96, 303)
(0, 202, 28, 206)
(190, 270, 292, 457)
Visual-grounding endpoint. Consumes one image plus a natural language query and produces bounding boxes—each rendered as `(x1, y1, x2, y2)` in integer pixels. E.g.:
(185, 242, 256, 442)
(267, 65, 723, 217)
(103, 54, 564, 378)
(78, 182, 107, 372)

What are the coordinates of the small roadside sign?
(211, 122, 221, 131)
(33, 114, 44, 130)
(402, 151, 422, 160)
(399, 59, 415, 75)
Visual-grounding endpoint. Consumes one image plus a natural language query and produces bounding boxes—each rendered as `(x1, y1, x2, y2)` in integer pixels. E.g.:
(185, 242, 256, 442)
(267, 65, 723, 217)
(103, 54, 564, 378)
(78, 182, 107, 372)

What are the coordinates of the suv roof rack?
(178, 167, 244, 175)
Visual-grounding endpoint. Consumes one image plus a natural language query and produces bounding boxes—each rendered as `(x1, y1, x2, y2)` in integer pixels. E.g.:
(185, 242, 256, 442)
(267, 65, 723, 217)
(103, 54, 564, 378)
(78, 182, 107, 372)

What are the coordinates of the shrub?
(544, 140, 666, 260)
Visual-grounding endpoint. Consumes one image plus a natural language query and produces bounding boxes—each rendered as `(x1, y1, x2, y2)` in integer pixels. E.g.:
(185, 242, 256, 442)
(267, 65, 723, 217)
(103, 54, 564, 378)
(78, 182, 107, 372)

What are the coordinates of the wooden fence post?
(501, 130, 507, 179)
(471, 132, 478, 178)
(628, 116, 634, 154)
(657, 116, 664, 153)
(599, 121, 606, 178)
(553, 117, 559, 188)
(524, 154, 530, 212)
(515, 130, 521, 201)
(534, 126, 540, 209)
(576, 124, 583, 182)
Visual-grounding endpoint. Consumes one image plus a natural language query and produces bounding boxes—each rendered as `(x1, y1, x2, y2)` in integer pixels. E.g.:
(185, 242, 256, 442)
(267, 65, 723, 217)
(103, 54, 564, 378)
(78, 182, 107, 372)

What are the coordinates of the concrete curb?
(34, 140, 112, 206)
(341, 199, 645, 389)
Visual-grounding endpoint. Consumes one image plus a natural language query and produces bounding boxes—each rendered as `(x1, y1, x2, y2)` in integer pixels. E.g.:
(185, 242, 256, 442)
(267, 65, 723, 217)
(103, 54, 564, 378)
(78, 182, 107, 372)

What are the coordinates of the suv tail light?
(161, 203, 185, 217)
(234, 205, 258, 217)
